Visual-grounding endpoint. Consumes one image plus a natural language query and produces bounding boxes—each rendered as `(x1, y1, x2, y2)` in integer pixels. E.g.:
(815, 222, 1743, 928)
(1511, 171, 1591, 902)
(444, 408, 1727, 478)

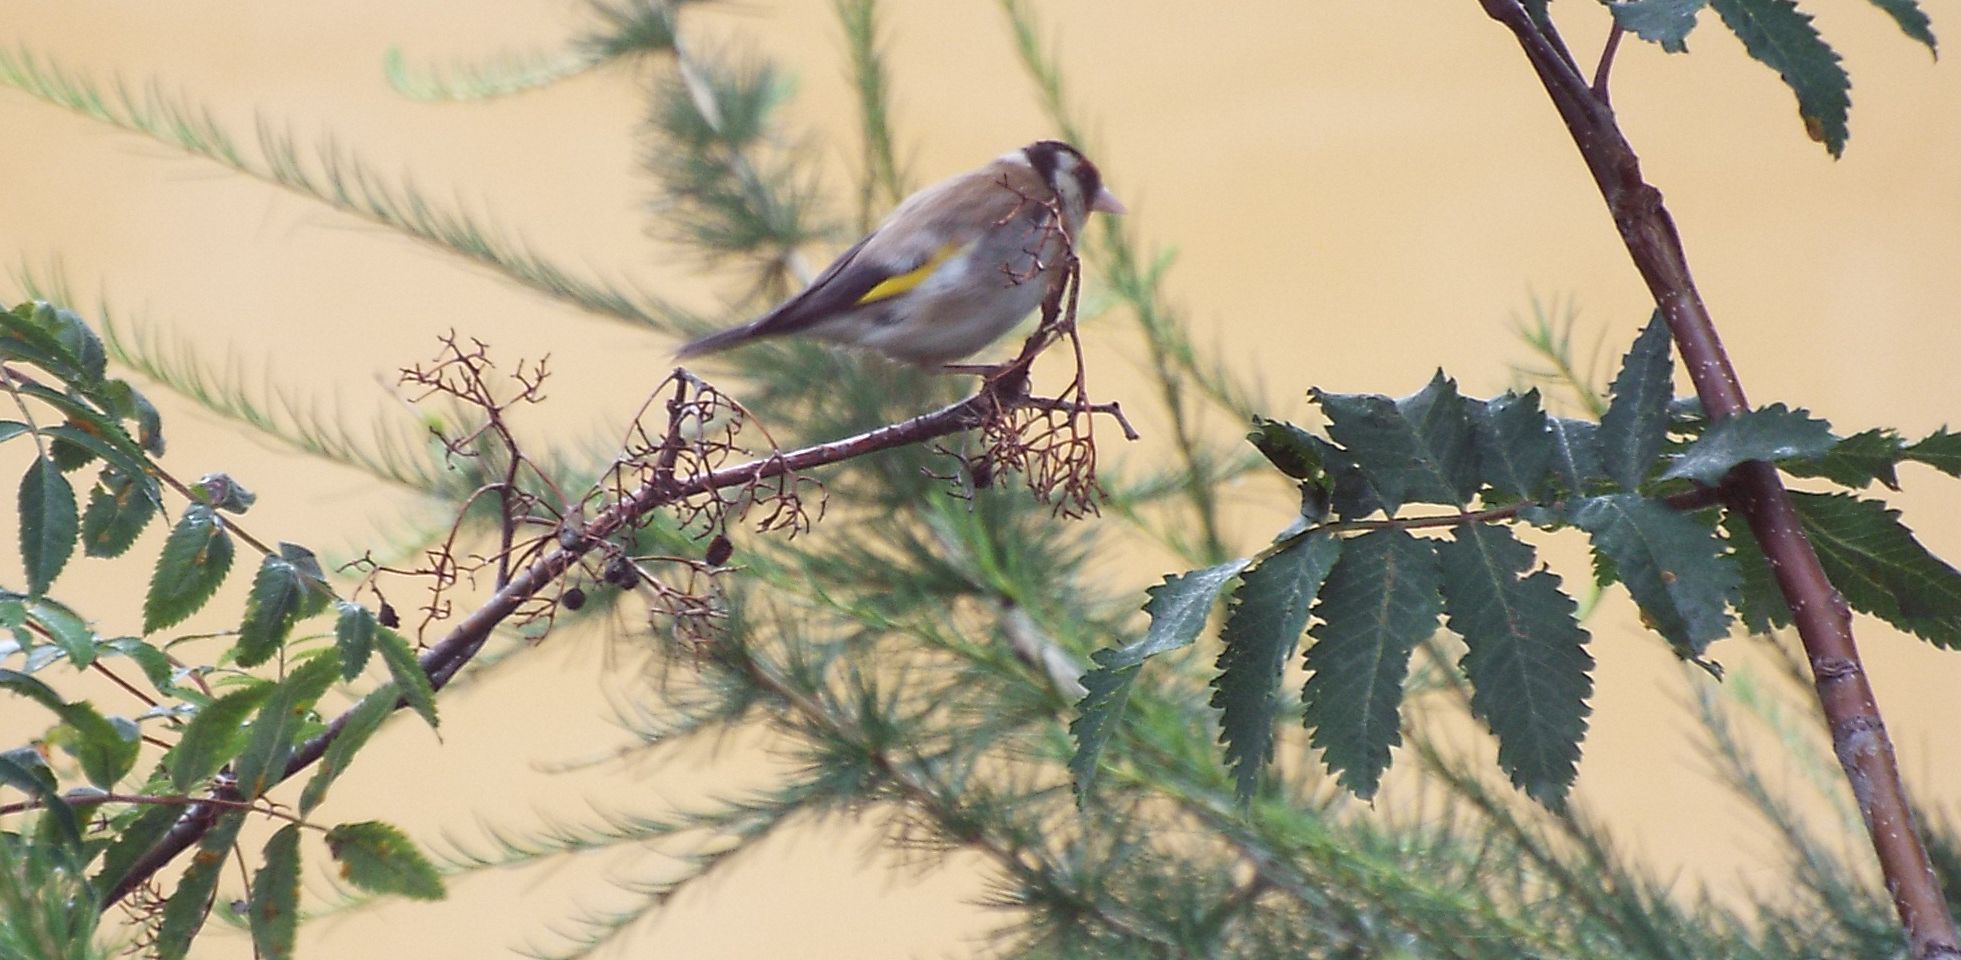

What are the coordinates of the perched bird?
(675, 140, 1124, 367)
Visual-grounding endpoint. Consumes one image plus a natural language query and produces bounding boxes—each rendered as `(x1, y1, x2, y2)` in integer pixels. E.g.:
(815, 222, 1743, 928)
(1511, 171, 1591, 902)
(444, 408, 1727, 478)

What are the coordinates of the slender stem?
(1475, 2, 1959, 955)
(1592, 23, 1624, 104)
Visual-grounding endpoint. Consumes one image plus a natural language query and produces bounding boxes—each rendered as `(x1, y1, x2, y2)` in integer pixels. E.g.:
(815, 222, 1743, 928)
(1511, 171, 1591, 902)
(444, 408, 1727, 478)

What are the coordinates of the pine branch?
(0, 48, 686, 333)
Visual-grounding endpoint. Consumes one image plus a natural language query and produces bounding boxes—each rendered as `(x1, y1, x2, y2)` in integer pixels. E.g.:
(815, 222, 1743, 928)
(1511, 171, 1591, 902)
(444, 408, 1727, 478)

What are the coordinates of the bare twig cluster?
(98, 280, 1138, 904)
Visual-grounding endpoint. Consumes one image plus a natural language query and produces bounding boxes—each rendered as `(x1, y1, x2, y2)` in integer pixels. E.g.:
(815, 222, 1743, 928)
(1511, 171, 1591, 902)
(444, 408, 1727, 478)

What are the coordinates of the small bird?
(675, 140, 1124, 367)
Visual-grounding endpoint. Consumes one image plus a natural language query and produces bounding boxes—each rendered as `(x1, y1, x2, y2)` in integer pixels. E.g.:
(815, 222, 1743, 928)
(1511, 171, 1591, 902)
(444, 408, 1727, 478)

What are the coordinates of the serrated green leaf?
(279, 543, 331, 617)
(1547, 417, 1605, 494)
(154, 810, 247, 960)
(1795, 492, 1961, 648)
(237, 552, 312, 668)
(250, 824, 303, 960)
(1314, 371, 1479, 513)
(82, 466, 160, 558)
(20, 455, 78, 596)
(53, 700, 139, 788)
(1571, 494, 1740, 656)
(1662, 403, 1836, 485)
(1906, 427, 1961, 478)
(1613, 0, 1709, 52)
(43, 423, 151, 486)
(27, 596, 95, 667)
(144, 504, 235, 634)
(1709, 0, 1850, 156)
(1473, 389, 1556, 501)
(1598, 313, 1674, 491)
(169, 683, 276, 790)
(1210, 534, 1342, 803)
(235, 654, 341, 799)
(45, 304, 107, 384)
(0, 302, 93, 384)
(1722, 511, 1792, 634)
(1068, 654, 1142, 800)
(0, 421, 28, 443)
(1302, 529, 1442, 799)
(1865, 0, 1936, 55)
(0, 666, 66, 711)
(325, 821, 446, 901)
(373, 625, 438, 729)
(1783, 427, 1904, 490)
(1309, 434, 1384, 519)
(0, 750, 81, 852)
(334, 601, 380, 680)
(300, 682, 397, 814)
(1070, 557, 1251, 796)
(1247, 416, 1324, 480)
(1438, 524, 1593, 804)
(99, 636, 176, 694)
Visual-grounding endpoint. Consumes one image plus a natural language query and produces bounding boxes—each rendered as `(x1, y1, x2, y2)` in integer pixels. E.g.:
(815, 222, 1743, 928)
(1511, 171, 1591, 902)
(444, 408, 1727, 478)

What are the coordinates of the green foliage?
(1597, 312, 1673, 490)
(142, 504, 235, 634)
(0, 831, 104, 960)
(1302, 529, 1442, 798)
(325, 821, 446, 901)
(372, 621, 439, 729)
(1709, 0, 1850, 155)
(168, 683, 274, 790)
(1795, 492, 1961, 648)
(1611, 0, 1708, 52)
(1571, 494, 1740, 657)
(1080, 309, 1959, 809)
(1473, 389, 1556, 501)
(153, 810, 246, 960)
(1611, 0, 1936, 155)
(80, 466, 155, 558)
(1662, 402, 1835, 485)
(234, 653, 341, 799)
(18, 457, 76, 597)
(1439, 524, 1591, 803)
(1314, 373, 1480, 513)
(299, 683, 398, 815)
(236, 544, 331, 668)
(1070, 557, 1247, 795)
(1210, 533, 1341, 802)
(249, 824, 303, 960)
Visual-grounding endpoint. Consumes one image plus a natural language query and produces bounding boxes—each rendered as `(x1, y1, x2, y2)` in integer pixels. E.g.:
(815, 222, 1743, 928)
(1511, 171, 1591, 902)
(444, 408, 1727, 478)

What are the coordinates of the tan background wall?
(2, 2, 1958, 957)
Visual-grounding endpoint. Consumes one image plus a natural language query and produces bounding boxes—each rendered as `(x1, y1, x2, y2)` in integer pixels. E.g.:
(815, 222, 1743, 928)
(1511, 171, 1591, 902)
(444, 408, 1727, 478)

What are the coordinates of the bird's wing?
(745, 169, 1035, 338)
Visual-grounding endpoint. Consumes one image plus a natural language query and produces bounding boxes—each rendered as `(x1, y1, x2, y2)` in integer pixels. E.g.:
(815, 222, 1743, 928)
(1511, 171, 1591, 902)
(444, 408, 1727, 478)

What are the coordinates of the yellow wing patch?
(855, 242, 966, 306)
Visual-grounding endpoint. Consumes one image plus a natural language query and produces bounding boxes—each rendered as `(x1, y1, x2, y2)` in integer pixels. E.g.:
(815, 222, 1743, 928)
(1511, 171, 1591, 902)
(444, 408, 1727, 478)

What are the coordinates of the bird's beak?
(1092, 187, 1127, 215)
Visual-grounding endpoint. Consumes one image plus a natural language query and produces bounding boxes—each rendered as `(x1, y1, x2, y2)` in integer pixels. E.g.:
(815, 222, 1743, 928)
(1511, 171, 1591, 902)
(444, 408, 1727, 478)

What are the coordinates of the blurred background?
(2, 1, 1958, 957)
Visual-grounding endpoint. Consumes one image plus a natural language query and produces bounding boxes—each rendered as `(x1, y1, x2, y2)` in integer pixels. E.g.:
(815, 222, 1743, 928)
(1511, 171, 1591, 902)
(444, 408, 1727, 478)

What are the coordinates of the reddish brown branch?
(96, 302, 1129, 906)
(1476, 2, 1959, 955)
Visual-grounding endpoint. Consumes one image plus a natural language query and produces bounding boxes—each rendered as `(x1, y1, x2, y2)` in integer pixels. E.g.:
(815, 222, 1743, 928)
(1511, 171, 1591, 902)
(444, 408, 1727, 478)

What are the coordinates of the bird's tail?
(673, 321, 767, 361)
